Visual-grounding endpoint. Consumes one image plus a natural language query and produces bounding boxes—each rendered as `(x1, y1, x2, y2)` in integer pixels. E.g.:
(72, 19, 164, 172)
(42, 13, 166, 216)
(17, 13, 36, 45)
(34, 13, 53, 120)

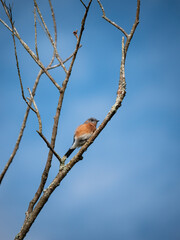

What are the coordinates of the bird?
(64, 117, 99, 159)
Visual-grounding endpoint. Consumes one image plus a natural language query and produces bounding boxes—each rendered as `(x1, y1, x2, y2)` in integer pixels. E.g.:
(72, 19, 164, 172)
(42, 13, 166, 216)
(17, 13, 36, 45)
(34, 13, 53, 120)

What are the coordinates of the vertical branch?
(11, 23, 36, 113)
(117, 37, 126, 98)
(124, 0, 140, 57)
(34, 0, 67, 74)
(27, 88, 42, 133)
(34, 6, 39, 59)
(62, 0, 92, 90)
(48, 0, 57, 45)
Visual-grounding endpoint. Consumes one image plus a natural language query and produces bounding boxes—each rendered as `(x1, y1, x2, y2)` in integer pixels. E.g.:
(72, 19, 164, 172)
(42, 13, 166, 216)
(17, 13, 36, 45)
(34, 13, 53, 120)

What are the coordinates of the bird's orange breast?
(75, 122, 96, 138)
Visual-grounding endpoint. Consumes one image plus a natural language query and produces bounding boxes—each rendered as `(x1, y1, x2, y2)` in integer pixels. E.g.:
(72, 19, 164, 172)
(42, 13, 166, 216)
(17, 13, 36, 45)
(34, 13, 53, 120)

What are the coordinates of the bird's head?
(85, 117, 99, 126)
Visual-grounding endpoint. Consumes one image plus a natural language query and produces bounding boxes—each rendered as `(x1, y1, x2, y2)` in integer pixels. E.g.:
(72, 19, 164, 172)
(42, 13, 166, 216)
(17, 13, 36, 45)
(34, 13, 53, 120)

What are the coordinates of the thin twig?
(80, 0, 87, 8)
(37, 131, 61, 163)
(48, 0, 57, 45)
(0, 10, 77, 83)
(27, 88, 42, 133)
(62, 0, 92, 91)
(96, 0, 128, 37)
(124, 0, 140, 55)
(34, 6, 39, 59)
(103, 15, 129, 37)
(34, 0, 68, 74)
(0, 18, 12, 31)
(9, 8, 37, 113)
(47, 44, 82, 71)
(36, 14, 47, 34)
(73, 30, 79, 41)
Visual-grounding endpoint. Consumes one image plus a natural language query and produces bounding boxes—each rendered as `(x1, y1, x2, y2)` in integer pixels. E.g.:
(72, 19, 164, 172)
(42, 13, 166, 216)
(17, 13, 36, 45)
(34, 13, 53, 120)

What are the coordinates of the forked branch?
(0, 0, 61, 91)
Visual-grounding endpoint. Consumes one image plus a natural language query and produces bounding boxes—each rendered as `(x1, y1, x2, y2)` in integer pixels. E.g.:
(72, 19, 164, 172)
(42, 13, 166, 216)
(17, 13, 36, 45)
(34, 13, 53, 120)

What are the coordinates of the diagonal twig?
(27, 88, 62, 164)
(80, 0, 87, 8)
(97, 0, 128, 37)
(9, 9, 37, 113)
(37, 131, 61, 163)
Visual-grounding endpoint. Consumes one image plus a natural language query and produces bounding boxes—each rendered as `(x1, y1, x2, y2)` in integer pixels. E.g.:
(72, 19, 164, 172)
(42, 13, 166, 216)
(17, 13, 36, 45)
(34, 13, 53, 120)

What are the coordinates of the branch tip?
(73, 30, 78, 41)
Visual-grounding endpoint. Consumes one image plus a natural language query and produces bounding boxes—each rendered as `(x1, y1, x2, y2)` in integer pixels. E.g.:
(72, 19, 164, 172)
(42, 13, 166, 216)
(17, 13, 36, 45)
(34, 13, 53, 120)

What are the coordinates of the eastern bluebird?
(64, 118, 99, 158)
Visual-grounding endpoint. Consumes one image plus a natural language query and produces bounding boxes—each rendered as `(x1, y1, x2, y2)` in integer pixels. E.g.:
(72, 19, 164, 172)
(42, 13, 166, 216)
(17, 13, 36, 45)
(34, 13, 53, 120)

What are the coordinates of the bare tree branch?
(34, 0, 68, 74)
(48, 0, 57, 45)
(97, 0, 128, 37)
(0, 0, 61, 91)
(34, 6, 39, 59)
(73, 30, 79, 41)
(28, 87, 62, 164)
(48, 44, 82, 71)
(37, 131, 62, 163)
(80, 0, 87, 9)
(2, 3, 37, 113)
(27, 88, 42, 133)
(124, 0, 140, 55)
(0, 17, 12, 31)
(62, 1, 92, 91)
(11, 22, 37, 113)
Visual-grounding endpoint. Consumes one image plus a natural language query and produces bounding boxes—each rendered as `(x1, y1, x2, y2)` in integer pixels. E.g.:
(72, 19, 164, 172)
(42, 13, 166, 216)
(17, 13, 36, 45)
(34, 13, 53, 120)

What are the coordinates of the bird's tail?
(64, 148, 75, 158)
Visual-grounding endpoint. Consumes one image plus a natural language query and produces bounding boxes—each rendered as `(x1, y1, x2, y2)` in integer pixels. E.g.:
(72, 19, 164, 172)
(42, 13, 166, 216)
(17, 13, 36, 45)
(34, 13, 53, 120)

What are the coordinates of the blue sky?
(0, 0, 180, 239)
